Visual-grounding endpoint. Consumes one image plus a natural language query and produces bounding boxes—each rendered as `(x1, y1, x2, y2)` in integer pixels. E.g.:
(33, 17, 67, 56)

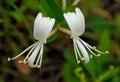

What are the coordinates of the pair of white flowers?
(8, 8, 108, 68)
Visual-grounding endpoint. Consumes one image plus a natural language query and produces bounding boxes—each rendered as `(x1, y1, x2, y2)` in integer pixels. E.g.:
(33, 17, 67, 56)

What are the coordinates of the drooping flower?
(63, 7, 109, 64)
(8, 13, 55, 68)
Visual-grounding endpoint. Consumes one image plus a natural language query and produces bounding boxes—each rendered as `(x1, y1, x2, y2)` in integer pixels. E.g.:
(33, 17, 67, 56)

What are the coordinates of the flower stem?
(62, 0, 66, 10)
(72, 0, 80, 6)
(58, 27, 71, 35)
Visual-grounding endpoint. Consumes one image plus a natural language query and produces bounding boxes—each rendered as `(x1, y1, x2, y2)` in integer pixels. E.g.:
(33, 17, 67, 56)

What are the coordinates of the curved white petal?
(34, 13, 55, 43)
(64, 13, 76, 35)
(75, 7, 85, 35)
(63, 7, 85, 36)
(75, 39, 89, 63)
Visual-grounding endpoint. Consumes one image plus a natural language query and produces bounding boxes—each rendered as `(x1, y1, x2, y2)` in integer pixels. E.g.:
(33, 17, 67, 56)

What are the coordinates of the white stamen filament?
(78, 38, 101, 56)
(73, 39, 84, 60)
(28, 43, 41, 67)
(79, 38, 108, 54)
(35, 44, 44, 68)
(73, 39, 80, 63)
(23, 42, 39, 63)
(38, 44, 44, 68)
(75, 38, 89, 63)
(8, 42, 39, 61)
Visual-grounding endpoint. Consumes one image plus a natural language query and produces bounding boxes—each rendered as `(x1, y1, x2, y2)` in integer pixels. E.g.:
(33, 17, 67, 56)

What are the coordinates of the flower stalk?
(8, 13, 55, 68)
(63, 7, 109, 63)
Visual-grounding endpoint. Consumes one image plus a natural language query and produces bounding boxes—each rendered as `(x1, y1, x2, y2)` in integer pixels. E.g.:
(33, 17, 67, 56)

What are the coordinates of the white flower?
(8, 13, 55, 68)
(64, 7, 108, 64)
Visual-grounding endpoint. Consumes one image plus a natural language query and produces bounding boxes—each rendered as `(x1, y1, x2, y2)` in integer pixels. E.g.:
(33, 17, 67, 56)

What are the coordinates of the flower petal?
(63, 7, 85, 36)
(33, 13, 55, 43)
(75, 7, 85, 35)
(64, 13, 75, 32)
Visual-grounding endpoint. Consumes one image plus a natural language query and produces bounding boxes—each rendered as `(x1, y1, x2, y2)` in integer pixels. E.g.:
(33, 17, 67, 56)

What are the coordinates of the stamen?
(31, 43, 43, 68)
(33, 64, 41, 68)
(79, 38, 109, 56)
(8, 42, 39, 61)
(73, 38, 90, 63)
(32, 65, 37, 68)
(27, 43, 41, 65)
(92, 46, 96, 50)
(23, 56, 29, 63)
(73, 39, 80, 63)
(90, 55, 93, 58)
(37, 65, 40, 68)
(105, 51, 109, 54)
(96, 54, 101, 57)
(18, 61, 23, 63)
(81, 58, 85, 60)
(38, 44, 44, 68)
(74, 39, 84, 59)
(77, 60, 80, 64)
(80, 39, 98, 56)
(8, 57, 11, 61)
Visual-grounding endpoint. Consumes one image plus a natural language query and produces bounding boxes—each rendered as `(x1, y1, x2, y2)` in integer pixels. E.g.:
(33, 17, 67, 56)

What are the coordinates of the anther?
(23, 60, 27, 64)
(81, 58, 85, 60)
(105, 51, 109, 54)
(8, 57, 11, 61)
(96, 54, 101, 57)
(92, 46, 96, 50)
(33, 65, 37, 68)
(77, 60, 80, 64)
(37, 65, 40, 68)
(90, 55, 93, 58)
(18, 61, 23, 63)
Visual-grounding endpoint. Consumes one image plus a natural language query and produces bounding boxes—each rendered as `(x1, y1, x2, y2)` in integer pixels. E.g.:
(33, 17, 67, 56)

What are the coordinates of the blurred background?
(0, 0, 120, 82)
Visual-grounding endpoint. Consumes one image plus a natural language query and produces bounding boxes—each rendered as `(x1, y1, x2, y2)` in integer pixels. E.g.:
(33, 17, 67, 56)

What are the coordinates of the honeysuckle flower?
(8, 13, 55, 68)
(64, 7, 109, 64)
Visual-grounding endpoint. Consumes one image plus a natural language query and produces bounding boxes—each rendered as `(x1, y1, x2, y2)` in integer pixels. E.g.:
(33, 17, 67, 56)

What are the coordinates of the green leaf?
(0, 31, 4, 36)
(86, 15, 112, 34)
(74, 67, 87, 82)
(23, 0, 41, 10)
(40, 0, 63, 23)
(112, 75, 120, 82)
(115, 13, 120, 36)
(10, 11, 23, 22)
(115, 13, 120, 27)
(83, 30, 110, 77)
(84, 0, 100, 7)
(22, 76, 35, 82)
(62, 63, 79, 82)
(0, 19, 3, 23)
(0, 78, 4, 82)
(83, 58, 101, 78)
(64, 5, 75, 12)
(62, 63, 72, 81)
(95, 66, 120, 82)
(47, 32, 58, 43)
(63, 49, 78, 68)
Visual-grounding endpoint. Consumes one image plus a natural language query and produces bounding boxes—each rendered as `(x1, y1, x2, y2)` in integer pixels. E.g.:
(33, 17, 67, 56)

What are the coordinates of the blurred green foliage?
(0, 0, 120, 82)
